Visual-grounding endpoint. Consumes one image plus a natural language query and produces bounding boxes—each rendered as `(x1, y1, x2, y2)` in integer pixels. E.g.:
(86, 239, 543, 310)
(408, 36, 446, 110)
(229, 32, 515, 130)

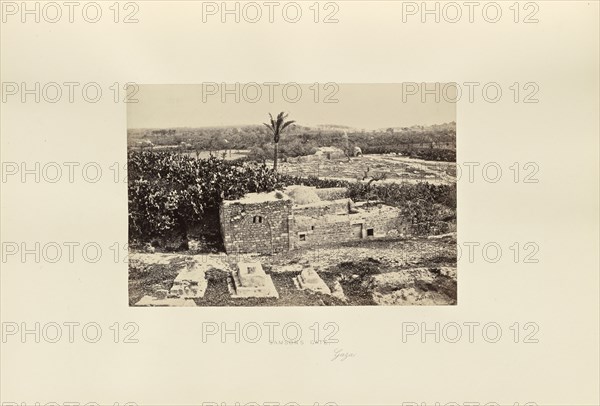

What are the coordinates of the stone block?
(169, 261, 208, 299)
(135, 295, 197, 307)
(229, 261, 279, 298)
(293, 268, 331, 295)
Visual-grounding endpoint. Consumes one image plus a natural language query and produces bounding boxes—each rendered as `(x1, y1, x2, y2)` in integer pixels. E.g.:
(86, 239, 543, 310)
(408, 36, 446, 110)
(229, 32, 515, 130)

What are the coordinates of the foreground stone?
(331, 279, 348, 302)
(228, 261, 279, 298)
(169, 261, 208, 299)
(369, 267, 457, 306)
(293, 268, 331, 295)
(135, 296, 197, 307)
(373, 289, 451, 306)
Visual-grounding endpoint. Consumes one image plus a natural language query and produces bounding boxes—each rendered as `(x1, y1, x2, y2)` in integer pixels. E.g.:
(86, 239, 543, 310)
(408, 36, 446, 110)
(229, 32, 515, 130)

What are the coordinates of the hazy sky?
(128, 83, 456, 130)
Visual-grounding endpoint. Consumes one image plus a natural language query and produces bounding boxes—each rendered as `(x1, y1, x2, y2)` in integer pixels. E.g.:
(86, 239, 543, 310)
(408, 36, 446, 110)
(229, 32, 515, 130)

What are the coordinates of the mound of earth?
(369, 267, 457, 306)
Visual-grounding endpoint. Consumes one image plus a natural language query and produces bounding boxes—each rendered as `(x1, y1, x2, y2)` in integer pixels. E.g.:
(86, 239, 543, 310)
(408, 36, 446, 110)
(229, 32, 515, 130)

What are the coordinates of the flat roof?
(222, 191, 291, 205)
(293, 198, 349, 209)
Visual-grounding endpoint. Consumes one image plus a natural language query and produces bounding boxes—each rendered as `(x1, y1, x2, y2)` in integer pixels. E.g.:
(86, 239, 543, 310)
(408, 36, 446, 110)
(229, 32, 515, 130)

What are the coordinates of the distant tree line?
(128, 122, 456, 162)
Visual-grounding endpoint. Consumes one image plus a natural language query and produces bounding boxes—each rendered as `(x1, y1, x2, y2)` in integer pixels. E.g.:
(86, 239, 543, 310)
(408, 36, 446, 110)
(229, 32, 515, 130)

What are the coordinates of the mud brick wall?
(220, 199, 293, 254)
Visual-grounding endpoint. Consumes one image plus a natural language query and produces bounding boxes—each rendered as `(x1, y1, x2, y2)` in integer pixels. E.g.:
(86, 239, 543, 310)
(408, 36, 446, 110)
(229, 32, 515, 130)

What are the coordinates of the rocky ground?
(129, 234, 457, 307)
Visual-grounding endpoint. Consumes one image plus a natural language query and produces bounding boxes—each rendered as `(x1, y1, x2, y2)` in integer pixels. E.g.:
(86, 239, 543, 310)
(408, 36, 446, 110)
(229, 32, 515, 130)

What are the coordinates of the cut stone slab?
(293, 268, 331, 295)
(135, 295, 197, 307)
(228, 261, 279, 298)
(169, 261, 208, 299)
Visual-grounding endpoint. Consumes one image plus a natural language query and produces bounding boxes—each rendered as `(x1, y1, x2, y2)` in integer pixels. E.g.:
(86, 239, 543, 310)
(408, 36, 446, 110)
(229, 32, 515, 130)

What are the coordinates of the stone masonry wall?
(220, 199, 293, 254)
(293, 205, 402, 248)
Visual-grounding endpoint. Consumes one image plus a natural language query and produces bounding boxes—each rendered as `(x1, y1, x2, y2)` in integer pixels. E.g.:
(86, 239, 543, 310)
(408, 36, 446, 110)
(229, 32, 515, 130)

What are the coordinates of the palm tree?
(263, 112, 295, 171)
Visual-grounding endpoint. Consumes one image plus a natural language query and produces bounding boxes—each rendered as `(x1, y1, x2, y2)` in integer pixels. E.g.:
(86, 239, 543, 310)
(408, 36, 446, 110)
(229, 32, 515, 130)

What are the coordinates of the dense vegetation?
(128, 151, 456, 248)
(128, 151, 281, 244)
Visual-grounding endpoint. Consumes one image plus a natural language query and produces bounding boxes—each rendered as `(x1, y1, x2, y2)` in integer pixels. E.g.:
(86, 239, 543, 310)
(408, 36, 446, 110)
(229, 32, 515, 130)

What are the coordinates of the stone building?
(219, 186, 402, 254)
(287, 146, 347, 163)
(292, 200, 402, 248)
(219, 191, 293, 254)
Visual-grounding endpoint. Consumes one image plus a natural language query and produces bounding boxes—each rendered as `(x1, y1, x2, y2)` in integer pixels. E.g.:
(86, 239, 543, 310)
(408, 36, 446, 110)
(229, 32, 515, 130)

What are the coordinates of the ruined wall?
(220, 199, 293, 254)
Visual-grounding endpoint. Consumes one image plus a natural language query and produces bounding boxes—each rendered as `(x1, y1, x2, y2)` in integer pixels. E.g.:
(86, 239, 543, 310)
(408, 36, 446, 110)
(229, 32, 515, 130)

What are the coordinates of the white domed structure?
(285, 186, 321, 205)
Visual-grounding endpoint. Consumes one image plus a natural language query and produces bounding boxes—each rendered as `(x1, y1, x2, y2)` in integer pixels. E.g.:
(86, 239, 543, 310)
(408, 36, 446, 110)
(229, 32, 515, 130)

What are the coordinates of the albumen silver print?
(127, 83, 457, 307)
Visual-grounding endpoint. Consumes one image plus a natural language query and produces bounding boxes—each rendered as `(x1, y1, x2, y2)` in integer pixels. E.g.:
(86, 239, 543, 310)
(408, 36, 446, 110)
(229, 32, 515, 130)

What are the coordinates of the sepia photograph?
(3, 1, 599, 404)
(128, 83, 457, 307)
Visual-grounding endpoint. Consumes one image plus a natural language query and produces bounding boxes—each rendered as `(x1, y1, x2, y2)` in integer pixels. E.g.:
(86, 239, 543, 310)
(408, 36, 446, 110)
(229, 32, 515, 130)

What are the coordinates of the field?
(278, 154, 456, 185)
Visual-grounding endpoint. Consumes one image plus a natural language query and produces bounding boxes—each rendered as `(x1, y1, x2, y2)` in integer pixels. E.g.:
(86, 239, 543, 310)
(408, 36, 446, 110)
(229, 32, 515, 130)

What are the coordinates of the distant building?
(287, 146, 347, 163)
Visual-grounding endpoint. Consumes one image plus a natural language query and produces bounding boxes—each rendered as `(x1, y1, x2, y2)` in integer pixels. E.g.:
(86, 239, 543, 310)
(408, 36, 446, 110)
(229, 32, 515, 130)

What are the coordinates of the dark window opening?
(311, 226, 315, 230)
(253, 216, 263, 224)
(366, 228, 374, 236)
(299, 234, 306, 241)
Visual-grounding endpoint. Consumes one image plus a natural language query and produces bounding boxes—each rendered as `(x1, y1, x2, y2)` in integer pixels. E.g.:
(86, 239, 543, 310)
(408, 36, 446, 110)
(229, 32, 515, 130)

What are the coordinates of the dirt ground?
(129, 234, 457, 307)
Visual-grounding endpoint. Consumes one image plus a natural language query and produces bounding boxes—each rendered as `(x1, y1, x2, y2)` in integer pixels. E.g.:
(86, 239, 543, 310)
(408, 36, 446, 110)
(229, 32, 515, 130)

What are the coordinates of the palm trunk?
(273, 142, 279, 171)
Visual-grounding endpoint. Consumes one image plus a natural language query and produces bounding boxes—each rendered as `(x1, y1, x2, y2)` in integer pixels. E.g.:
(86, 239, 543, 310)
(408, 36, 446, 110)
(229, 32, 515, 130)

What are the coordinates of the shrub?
(128, 151, 281, 243)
